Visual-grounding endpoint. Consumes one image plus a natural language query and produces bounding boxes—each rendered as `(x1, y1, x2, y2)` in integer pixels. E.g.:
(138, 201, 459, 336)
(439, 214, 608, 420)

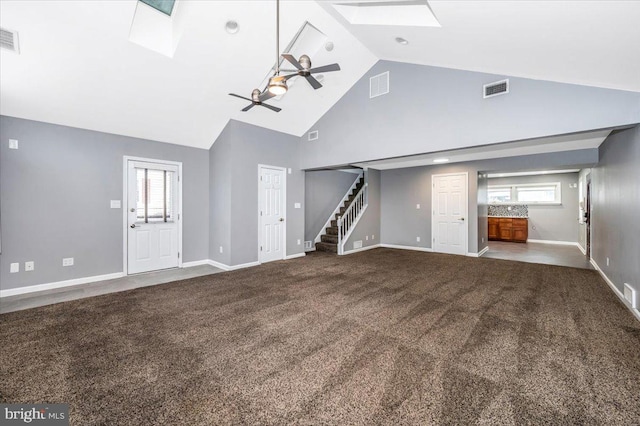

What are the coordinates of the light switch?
(416, 204, 421, 209)
(9, 139, 19, 149)
(294, 202, 301, 209)
(110, 200, 121, 209)
(25, 261, 35, 272)
(10, 263, 19, 273)
(288, 168, 292, 174)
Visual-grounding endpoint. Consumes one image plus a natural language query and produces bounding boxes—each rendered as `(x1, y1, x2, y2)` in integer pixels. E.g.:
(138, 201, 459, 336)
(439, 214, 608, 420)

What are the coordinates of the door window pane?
(135, 168, 174, 223)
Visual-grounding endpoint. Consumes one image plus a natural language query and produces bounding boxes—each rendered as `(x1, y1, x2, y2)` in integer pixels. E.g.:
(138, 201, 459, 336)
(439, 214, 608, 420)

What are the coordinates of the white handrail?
(337, 183, 368, 255)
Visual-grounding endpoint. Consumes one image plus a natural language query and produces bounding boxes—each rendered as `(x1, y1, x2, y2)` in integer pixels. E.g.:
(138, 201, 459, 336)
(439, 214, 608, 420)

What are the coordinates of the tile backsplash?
(488, 204, 528, 217)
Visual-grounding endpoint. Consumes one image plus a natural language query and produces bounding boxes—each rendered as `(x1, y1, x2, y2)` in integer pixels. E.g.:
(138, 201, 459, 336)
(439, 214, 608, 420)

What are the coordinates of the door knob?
(460, 217, 465, 221)
(279, 218, 284, 222)
(130, 224, 136, 228)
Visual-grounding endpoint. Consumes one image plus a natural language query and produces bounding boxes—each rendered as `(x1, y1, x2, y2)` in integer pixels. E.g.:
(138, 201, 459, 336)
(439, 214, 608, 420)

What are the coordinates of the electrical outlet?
(482, 237, 485, 243)
(372, 234, 375, 240)
(366, 235, 369, 240)
(63, 257, 74, 267)
(10, 263, 19, 273)
(25, 261, 35, 272)
(219, 246, 223, 254)
(416, 204, 421, 209)
(297, 239, 301, 245)
(9, 139, 19, 149)
(607, 257, 610, 267)
(416, 236, 421, 242)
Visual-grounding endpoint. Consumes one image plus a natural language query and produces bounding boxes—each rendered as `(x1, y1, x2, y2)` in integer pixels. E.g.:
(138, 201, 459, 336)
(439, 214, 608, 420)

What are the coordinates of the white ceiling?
(353, 129, 610, 170)
(1, 1, 638, 151)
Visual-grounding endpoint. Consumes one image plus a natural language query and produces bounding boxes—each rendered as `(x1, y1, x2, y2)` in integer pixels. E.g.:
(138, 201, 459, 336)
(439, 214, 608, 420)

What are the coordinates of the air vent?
(0, 28, 19, 53)
(483, 79, 509, 98)
(308, 130, 319, 141)
(370, 71, 389, 98)
(624, 283, 637, 309)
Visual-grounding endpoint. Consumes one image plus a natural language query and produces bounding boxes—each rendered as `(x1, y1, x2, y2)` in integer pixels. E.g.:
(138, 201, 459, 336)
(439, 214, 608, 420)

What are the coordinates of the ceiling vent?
(483, 79, 509, 98)
(370, 71, 389, 98)
(308, 130, 319, 141)
(0, 28, 19, 53)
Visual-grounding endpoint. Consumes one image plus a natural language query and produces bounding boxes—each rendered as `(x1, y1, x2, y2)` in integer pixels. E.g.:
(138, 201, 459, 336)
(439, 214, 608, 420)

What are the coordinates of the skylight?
(333, 1, 440, 27)
(139, 0, 176, 16)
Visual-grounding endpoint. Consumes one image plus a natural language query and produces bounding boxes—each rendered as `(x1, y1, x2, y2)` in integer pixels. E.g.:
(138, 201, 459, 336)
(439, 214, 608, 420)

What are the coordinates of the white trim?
(285, 253, 306, 260)
(341, 243, 381, 255)
(258, 164, 287, 264)
(590, 259, 640, 323)
(0, 272, 125, 298)
(380, 244, 433, 253)
(181, 259, 212, 268)
(123, 156, 183, 275)
(305, 247, 317, 253)
(577, 243, 586, 255)
(431, 172, 469, 256)
(477, 246, 490, 257)
(526, 239, 580, 246)
(207, 259, 230, 271)
(314, 172, 363, 245)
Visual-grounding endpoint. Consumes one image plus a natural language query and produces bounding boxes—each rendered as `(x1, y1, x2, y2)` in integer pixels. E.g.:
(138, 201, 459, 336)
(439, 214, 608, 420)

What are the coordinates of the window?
(488, 182, 561, 205)
(139, 0, 175, 16)
(136, 168, 174, 223)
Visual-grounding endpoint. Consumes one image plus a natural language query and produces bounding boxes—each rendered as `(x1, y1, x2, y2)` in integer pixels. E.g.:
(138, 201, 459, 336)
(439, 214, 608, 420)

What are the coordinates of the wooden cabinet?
(488, 217, 528, 243)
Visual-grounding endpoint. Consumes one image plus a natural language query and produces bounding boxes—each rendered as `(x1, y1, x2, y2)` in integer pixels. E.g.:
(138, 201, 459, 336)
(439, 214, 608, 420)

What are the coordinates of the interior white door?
(127, 161, 179, 274)
(432, 173, 468, 255)
(259, 166, 286, 263)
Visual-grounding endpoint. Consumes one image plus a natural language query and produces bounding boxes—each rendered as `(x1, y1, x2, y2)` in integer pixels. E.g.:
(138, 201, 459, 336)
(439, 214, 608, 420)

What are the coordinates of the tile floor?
(482, 241, 593, 270)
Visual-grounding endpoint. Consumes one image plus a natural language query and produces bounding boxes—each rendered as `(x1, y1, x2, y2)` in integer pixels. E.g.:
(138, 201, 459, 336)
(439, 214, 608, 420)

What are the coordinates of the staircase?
(316, 176, 366, 253)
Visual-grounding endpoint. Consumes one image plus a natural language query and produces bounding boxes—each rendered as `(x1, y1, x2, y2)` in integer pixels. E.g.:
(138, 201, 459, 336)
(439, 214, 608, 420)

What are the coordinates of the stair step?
(331, 219, 337, 227)
(315, 242, 337, 253)
(321, 234, 338, 244)
(326, 226, 338, 235)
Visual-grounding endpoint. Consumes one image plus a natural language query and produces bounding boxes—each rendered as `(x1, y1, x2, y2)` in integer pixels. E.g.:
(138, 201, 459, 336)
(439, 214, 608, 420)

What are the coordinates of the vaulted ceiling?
(1, 1, 638, 150)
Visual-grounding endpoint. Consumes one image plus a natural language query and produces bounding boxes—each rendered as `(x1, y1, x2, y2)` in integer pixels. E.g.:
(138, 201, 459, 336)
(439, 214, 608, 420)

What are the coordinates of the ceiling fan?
(228, 89, 281, 113)
(228, 0, 341, 112)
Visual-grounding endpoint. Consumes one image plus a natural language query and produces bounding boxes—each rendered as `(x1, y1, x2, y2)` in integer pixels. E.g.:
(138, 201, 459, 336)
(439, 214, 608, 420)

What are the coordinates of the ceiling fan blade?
(260, 103, 282, 113)
(282, 54, 304, 71)
(229, 93, 253, 102)
(305, 75, 323, 90)
(283, 72, 298, 81)
(309, 63, 341, 74)
(241, 104, 255, 112)
(258, 90, 276, 102)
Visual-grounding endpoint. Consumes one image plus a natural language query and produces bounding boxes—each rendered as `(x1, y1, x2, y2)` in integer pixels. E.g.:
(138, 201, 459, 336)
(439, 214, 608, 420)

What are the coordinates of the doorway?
(258, 165, 286, 263)
(124, 157, 182, 275)
(432, 172, 468, 256)
(586, 174, 592, 258)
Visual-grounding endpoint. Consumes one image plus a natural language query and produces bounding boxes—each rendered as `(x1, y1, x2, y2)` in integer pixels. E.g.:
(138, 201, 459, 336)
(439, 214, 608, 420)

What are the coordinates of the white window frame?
(488, 182, 562, 205)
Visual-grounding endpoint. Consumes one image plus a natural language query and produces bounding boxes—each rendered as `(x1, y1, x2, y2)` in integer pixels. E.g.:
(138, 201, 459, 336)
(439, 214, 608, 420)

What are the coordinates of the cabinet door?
(488, 219, 499, 240)
(499, 227, 513, 241)
(513, 228, 527, 242)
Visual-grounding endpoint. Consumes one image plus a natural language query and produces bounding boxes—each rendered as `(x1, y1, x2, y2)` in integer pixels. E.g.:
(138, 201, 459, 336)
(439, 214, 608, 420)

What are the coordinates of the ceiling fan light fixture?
(268, 75, 288, 95)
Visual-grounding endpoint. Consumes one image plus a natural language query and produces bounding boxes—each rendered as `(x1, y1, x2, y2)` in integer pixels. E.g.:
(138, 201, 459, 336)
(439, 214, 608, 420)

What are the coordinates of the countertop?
(488, 216, 529, 219)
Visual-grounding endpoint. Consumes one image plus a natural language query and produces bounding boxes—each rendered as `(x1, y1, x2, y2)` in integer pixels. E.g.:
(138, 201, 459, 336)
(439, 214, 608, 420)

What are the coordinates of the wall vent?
(308, 130, 319, 141)
(0, 28, 19, 53)
(370, 71, 389, 98)
(353, 240, 363, 249)
(483, 79, 509, 98)
(304, 241, 313, 250)
(624, 283, 637, 309)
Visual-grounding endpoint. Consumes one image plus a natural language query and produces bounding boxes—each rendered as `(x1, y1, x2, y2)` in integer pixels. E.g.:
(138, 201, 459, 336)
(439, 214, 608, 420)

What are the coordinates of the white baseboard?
(341, 243, 381, 255)
(474, 246, 490, 257)
(0, 272, 125, 298)
(305, 248, 316, 253)
(207, 259, 261, 272)
(285, 253, 306, 260)
(590, 258, 640, 323)
(380, 244, 433, 253)
(577, 243, 586, 255)
(527, 239, 580, 246)
(182, 259, 213, 268)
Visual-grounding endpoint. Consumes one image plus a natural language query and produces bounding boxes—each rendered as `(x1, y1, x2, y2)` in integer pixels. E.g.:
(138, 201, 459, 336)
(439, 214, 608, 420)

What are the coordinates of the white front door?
(432, 173, 468, 255)
(259, 165, 286, 263)
(127, 160, 180, 274)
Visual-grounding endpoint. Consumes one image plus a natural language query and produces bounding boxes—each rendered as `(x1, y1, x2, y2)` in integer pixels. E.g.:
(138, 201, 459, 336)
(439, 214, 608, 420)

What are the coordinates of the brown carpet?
(1, 248, 639, 425)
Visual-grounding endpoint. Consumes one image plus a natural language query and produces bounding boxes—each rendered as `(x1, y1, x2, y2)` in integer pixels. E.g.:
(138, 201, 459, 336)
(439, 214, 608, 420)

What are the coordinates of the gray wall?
(577, 168, 592, 251)
(305, 170, 359, 242)
(208, 120, 305, 267)
(591, 125, 640, 297)
(0, 116, 209, 291)
(488, 173, 580, 242)
(380, 149, 599, 254)
(344, 168, 381, 252)
(301, 60, 640, 170)
(477, 173, 488, 253)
